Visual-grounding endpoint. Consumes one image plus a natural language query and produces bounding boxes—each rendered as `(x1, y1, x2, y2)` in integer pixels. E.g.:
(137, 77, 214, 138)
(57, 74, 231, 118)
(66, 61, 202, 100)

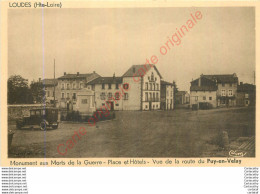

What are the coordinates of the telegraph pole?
(54, 59, 56, 107)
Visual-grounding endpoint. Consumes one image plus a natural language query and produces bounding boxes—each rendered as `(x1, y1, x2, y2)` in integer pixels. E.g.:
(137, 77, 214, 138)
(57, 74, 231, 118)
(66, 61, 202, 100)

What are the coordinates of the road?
(8, 107, 255, 158)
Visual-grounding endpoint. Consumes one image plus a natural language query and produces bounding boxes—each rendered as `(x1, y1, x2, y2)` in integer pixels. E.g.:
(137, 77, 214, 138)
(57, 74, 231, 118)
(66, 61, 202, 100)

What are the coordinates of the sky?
(8, 7, 255, 91)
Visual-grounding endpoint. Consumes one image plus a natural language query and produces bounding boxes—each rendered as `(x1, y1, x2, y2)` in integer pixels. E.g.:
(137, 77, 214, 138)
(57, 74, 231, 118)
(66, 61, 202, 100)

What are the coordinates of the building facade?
(122, 64, 162, 111)
(190, 74, 239, 109)
(237, 82, 256, 107)
(160, 81, 174, 110)
(87, 76, 126, 111)
(56, 72, 100, 110)
(176, 91, 190, 105)
(41, 79, 58, 105)
(190, 76, 218, 108)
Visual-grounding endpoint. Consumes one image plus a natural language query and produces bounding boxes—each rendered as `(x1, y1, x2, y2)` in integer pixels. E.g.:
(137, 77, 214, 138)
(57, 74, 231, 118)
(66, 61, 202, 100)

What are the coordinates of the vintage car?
(16, 108, 59, 130)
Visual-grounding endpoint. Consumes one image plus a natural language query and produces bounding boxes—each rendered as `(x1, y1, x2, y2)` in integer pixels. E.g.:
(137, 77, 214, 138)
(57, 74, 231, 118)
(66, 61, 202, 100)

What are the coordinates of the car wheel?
(40, 121, 47, 131)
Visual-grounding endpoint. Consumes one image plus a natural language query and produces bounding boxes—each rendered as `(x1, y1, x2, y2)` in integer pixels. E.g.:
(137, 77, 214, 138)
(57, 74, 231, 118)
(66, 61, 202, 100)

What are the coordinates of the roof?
(237, 83, 256, 92)
(123, 64, 162, 78)
(190, 85, 218, 91)
(161, 80, 173, 85)
(202, 74, 238, 83)
(87, 77, 123, 85)
(41, 79, 58, 86)
(58, 73, 100, 80)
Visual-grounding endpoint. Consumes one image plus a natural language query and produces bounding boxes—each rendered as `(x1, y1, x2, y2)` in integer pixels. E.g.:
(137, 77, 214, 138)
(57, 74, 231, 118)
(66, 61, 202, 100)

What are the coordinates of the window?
(108, 83, 112, 89)
(157, 84, 159, 90)
(102, 83, 105, 89)
(30, 111, 35, 116)
(221, 90, 226, 96)
(209, 97, 212, 100)
(35, 110, 41, 116)
(195, 96, 198, 101)
(221, 99, 226, 104)
(61, 84, 64, 89)
(145, 83, 148, 90)
(145, 92, 148, 101)
(228, 90, 233, 96)
(151, 72, 154, 81)
(245, 94, 249, 98)
(246, 100, 249, 105)
(115, 92, 121, 100)
(116, 83, 119, 89)
(108, 92, 112, 99)
(116, 104, 119, 106)
(67, 84, 70, 89)
(171, 91, 173, 97)
(149, 93, 152, 101)
(81, 99, 88, 104)
(167, 91, 169, 96)
(73, 83, 76, 89)
(150, 83, 152, 90)
(52, 91, 54, 97)
(203, 96, 206, 100)
(72, 93, 76, 100)
(153, 93, 155, 101)
(100, 92, 106, 100)
(124, 93, 128, 100)
(41, 110, 46, 115)
(67, 93, 69, 98)
(153, 83, 155, 90)
(222, 83, 225, 87)
(156, 93, 159, 101)
(47, 91, 50, 97)
(61, 93, 64, 98)
(123, 83, 129, 90)
(80, 83, 83, 89)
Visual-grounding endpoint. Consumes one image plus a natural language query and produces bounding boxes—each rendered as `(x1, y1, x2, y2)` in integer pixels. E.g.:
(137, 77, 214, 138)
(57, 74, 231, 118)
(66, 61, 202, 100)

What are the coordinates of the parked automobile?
(16, 108, 59, 130)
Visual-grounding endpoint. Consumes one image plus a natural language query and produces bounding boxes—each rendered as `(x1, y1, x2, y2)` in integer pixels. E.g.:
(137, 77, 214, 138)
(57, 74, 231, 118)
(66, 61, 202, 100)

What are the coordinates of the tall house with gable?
(122, 64, 162, 110)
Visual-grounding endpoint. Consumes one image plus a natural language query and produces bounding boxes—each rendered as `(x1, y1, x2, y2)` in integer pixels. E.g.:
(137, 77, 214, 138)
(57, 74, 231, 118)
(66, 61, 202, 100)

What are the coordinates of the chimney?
(39, 78, 41, 82)
(240, 82, 243, 85)
(93, 71, 96, 74)
(198, 77, 201, 87)
(113, 73, 115, 79)
(77, 72, 79, 76)
(64, 72, 66, 75)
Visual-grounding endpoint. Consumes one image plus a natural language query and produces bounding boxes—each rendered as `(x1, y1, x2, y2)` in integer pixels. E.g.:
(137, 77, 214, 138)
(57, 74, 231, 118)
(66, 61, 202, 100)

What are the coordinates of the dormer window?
(151, 72, 154, 81)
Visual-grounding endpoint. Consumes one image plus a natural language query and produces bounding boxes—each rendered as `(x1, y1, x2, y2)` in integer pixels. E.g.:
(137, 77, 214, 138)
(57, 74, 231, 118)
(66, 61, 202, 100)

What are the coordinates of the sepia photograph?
(7, 7, 256, 159)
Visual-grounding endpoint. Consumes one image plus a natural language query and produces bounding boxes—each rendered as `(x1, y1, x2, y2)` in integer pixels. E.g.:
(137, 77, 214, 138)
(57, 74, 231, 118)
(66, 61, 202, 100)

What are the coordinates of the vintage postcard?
(0, 1, 259, 167)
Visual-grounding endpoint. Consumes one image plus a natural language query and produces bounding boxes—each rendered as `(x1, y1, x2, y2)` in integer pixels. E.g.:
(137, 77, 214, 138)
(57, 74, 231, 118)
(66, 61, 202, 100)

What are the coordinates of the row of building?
(189, 73, 255, 108)
(42, 64, 175, 115)
(42, 64, 255, 114)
